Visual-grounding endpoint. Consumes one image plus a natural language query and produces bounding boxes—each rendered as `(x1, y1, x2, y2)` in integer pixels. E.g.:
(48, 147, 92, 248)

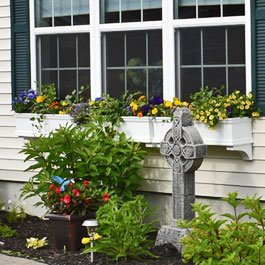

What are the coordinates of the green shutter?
(252, 0, 265, 114)
(10, 0, 31, 98)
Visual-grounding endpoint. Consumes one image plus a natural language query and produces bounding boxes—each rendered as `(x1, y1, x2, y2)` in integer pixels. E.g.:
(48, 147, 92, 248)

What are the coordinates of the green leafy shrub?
(20, 122, 146, 214)
(83, 195, 158, 261)
(179, 192, 265, 265)
(6, 205, 26, 224)
(0, 224, 18, 238)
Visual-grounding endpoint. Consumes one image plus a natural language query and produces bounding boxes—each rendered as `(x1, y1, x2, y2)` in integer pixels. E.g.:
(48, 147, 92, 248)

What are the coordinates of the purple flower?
(18, 97, 22, 103)
(126, 106, 131, 113)
(95, 97, 102, 101)
(27, 93, 35, 100)
(19, 91, 27, 98)
(226, 107, 232, 114)
(170, 108, 175, 113)
(150, 96, 163, 105)
(141, 104, 150, 114)
(28, 89, 36, 94)
(24, 100, 29, 105)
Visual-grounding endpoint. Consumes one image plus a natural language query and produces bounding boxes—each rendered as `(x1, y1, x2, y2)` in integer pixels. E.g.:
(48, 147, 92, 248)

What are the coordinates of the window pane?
(35, 0, 52, 27)
(106, 70, 125, 98)
(204, 68, 226, 89)
(127, 69, 146, 95)
(228, 67, 245, 94)
(73, 0, 90, 25)
(177, 0, 196, 19)
(41, 35, 57, 68)
(42, 71, 58, 89)
(228, 26, 245, 64)
(122, 0, 141, 22)
(59, 35, 76, 68)
(180, 28, 201, 65)
(78, 34, 90, 67)
(106, 32, 124, 67)
(127, 32, 146, 66)
(60, 70, 76, 99)
(78, 70, 91, 98)
(203, 27, 225, 64)
(180, 68, 201, 102)
(198, 0, 220, 18)
(148, 30, 162, 66)
(143, 0, 162, 21)
(54, 0, 71, 26)
(223, 0, 244, 16)
(149, 69, 163, 98)
(101, 0, 119, 23)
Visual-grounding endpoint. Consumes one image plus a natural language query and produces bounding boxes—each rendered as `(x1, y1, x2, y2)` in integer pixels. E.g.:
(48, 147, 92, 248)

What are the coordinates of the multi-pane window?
(100, 0, 162, 23)
(37, 34, 90, 99)
(175, 0, 245, 19)
(35, 0, 90, 27)
(102, 30, 163, 98)
(177, 26, 245, 101)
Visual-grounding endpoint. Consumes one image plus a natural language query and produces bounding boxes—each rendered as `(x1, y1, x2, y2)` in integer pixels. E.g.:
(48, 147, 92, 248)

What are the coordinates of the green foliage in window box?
(179, 192, 265, 265)
(190, 87, 261, 129)
(82, 195, 158, 261)
(20, 121, 146, 215)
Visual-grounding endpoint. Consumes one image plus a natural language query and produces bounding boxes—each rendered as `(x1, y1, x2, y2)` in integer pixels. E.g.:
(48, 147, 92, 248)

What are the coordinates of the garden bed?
(0, 211, 191, 265)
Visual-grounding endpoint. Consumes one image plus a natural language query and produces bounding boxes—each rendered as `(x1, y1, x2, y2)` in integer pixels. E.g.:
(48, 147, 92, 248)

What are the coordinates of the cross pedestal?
(155, 108, 206, 252)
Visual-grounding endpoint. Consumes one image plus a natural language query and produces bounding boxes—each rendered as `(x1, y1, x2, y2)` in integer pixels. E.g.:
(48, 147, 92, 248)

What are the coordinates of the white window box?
(13, 113, 73, 137)
(14, 113, 253, 160)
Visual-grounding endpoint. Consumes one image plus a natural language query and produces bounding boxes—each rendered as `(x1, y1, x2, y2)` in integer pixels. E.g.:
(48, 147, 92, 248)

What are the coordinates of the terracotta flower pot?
(45, 212, 95, 252)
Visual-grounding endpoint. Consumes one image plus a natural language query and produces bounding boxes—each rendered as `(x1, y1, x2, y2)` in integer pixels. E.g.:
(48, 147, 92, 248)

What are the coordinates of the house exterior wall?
(1, 0, 265, 223)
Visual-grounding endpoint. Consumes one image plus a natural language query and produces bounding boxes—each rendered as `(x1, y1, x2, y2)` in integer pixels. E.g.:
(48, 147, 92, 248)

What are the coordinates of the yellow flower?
(89, 101, 95, 106)
(252, 112, 260, 117)
(36, 96, 45, 103)
(62, 101, 68, 106)
(200, 111, 204, 115)
(214, 109, 219, 113)
(236, 90, 240, 94)
(174, 98, 182, 105)
(59, 111, 65, 115)
(152, 108, 158, 115)
(82, 237, 91, 244)
(182, 102, 189, 106)
(232, 95, 236, 99)
(209, 115, 214, 120)
(246, 100, 251, 106)
(218, 112, 222, 116)
(245, 105, 249, 110)
(93, 233, 102, 240)
(196, 115, 200, 119)
(164, 101, 173, 108)
(209, 121, 214, 125)
(200, 116, 205, 121)
(248, 93, 253, 99)
(240, 105, 244, 110)
(138, 96, 146, 102)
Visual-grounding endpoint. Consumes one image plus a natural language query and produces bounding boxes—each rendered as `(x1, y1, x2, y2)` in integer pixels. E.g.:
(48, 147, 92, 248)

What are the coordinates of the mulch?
(0, 211, 192, 265)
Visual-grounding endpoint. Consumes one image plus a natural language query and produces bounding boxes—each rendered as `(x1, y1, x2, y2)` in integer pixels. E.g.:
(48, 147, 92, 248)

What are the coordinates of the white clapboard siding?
(0, 39, 10, 50)
(0, 1, 9, 7)
(0, 148, 25, 160)
(0, 71, 11, 82)
(0, 61, 10, 71)
(0, 170, 34, 182)
(0, 94, 11, 104)
(0, 17, 10, 28)
(252, 117, 265, 133)
(0, 137, 25, 149)
(0, 82, 11, 91)
(0, 158, 34, 171)
(253, 133, 265, 147)
(0, 115, 15, 126)
(138, 179, 172, 193)
(0, 49, 10, 60)
(139, 167, 172, 181)
(0, 29, 9, 40)
(0, 126, 16, 137)
(0, 6, 10, 17)
(0, 105, 12, 115)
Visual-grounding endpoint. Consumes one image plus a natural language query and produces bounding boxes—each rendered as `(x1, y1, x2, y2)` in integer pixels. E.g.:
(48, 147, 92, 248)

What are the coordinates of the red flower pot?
(45, 212, 95, 252)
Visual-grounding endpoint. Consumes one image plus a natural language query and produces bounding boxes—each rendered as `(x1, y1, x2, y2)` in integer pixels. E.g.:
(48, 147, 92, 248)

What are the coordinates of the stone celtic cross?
(156, 107, 206, 251)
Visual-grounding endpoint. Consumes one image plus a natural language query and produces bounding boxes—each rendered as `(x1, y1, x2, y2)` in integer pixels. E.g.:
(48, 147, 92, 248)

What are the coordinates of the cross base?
(155, 221, 187, 253)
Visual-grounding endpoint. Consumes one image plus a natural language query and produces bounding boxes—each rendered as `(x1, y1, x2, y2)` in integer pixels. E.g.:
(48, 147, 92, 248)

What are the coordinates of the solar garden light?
(82, 219, 98, 263)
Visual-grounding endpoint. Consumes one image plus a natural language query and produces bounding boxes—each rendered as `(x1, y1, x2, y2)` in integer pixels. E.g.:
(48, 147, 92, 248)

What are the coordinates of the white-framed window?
(30, 0, 250, 101)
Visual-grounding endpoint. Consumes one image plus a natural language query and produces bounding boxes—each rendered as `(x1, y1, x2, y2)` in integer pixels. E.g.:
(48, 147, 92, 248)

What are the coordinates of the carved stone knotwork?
(156, 108, 207, 252)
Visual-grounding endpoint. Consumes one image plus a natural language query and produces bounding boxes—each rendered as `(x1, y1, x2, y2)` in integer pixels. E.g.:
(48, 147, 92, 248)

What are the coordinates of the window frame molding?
(29, 0, 251, 100)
